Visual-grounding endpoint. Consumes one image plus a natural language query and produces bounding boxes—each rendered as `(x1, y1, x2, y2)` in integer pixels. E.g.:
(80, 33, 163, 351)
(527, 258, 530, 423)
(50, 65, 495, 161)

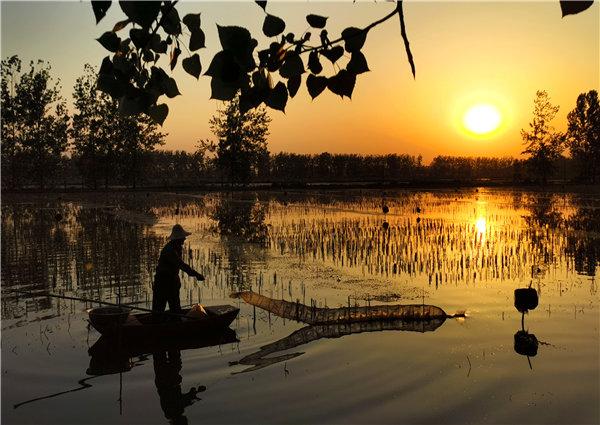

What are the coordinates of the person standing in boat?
(153, 224, 204, 314)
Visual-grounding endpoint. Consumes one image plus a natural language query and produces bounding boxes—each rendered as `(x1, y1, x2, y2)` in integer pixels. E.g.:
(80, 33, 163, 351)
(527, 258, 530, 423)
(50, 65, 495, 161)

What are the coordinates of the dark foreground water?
(1, 189, 598, 424)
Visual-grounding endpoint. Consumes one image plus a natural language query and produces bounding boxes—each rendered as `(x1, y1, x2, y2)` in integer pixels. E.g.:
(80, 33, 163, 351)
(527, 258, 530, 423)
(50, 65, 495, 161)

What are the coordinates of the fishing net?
(233, 291, 448, 325)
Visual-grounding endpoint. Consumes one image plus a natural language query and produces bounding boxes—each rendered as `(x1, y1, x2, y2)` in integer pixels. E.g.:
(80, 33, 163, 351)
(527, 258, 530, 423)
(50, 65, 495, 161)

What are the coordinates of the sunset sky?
(1, 1, 598, 161)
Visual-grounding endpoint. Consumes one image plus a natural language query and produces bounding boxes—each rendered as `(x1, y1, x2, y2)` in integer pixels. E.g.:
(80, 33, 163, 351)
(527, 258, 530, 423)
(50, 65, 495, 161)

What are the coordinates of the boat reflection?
(87, 329, 238, 423)
(87, 328, 238, 371)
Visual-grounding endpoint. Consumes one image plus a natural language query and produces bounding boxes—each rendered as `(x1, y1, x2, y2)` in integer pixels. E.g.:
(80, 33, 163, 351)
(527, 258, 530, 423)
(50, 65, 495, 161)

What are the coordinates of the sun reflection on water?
(475, 217, 487, 235)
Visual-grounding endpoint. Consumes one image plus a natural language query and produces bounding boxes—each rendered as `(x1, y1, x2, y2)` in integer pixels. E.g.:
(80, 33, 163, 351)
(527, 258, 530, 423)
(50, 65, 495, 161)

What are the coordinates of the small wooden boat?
(88, 305, 240, 339)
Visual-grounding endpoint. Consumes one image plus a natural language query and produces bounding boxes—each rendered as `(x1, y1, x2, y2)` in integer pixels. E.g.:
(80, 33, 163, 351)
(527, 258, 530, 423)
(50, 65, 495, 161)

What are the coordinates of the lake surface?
(1, 189, 598, 424)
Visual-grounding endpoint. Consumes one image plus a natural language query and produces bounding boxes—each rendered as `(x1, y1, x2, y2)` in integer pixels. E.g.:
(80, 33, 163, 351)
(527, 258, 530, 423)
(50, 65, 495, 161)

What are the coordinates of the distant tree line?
(7, 149, 585, 189)
(1, 55, 599, 190)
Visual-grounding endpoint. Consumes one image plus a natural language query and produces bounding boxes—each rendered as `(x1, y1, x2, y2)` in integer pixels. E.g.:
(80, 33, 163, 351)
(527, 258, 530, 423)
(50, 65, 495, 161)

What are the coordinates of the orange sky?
(1, 1, 598, 161)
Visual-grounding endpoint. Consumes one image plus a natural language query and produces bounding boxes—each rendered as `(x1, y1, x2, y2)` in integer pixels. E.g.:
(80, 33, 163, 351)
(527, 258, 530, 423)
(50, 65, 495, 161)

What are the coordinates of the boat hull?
(89, 305, 240, 339)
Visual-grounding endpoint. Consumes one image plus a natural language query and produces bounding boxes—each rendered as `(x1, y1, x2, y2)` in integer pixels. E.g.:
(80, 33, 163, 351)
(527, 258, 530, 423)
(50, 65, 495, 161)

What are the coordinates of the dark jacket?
(154, 241, 196, 288)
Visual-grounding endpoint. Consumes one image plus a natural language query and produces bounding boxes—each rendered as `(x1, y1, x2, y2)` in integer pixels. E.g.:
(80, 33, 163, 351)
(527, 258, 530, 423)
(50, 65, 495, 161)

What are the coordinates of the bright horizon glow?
(463, 104, 502, 135)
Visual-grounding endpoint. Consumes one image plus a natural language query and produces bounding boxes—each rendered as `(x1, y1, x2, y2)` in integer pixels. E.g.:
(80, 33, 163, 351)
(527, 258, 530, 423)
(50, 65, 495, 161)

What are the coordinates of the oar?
(6, 288, 199, 321)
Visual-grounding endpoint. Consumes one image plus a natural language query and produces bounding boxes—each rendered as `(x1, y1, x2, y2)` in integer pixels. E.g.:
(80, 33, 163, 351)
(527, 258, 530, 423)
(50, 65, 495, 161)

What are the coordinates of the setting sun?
(463, 104, 502, 135)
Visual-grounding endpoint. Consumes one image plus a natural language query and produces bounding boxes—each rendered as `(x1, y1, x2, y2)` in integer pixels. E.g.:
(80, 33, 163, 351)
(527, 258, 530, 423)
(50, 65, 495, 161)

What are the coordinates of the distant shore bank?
(2, 180, 599, 195)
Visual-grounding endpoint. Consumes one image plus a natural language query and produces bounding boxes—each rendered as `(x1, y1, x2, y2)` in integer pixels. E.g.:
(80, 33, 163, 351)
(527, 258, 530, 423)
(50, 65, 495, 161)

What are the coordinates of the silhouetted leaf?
(92, 1, 112, 24)
(118, 95, 144, 116)
(160, 8, 181, 35)
(182, 54, 201, 79)
(97, 32, 121, 52)
(150, 34, 168, 53)
(266, 81, 287, 112)
(163, 76, 180, 98)
(112, 19, 130, 32)
(306, 74, 327, 99)
(113, 54, 133, 73)
(240, 87, 265, 114)
(321, 46, 344, 63)
(256, 1, 267, 11)
(560, 0, 594, 16)
(99, 56, 114, 74)
(130, 28, 149, 49)
(306, 14, 327, 28)
(142, 48, 154, 62)
(320, 29, 330, 47)
(347, 51, 369, 74)
(279, 54, 304, 78)
(182, 13, 201, 32)
(252, 69, 270, 90)
(170, 47, 181, 70)
(205, 50, 243, 84)
(327, 69, 355, 98)
(308, 51, 322, 74)
(287, 75, 301, 98)
(189, 29, 206, 51)
(148, 103, 168, 125)
(341, 27, 367, 53)
(218, 25, 251, 51)
(217, 25, 257, 71)
(97, 73, 126, 98)
(182, 14, 205, 51)
(396, 1, 416, 78)
(210, 77, 238, 101)
(263, 14, 286, 37)
(119, 1, 160, 29)
(161, 6, 182, 35)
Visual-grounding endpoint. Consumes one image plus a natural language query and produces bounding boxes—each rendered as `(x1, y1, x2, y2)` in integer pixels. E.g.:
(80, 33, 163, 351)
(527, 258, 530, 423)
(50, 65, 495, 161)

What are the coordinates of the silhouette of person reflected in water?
(153, 350, 205, 425)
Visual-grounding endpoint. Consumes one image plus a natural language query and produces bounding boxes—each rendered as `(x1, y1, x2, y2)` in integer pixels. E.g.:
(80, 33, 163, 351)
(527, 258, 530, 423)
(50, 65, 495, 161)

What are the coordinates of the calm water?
(1, 189, 598, 424)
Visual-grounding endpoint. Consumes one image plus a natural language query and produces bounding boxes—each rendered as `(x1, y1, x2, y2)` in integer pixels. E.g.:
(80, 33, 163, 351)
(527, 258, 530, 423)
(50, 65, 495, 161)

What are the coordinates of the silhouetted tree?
(0, 56, 69, 189)
(89, 1, 593, 124)
(567, 90, 600, 183)
(204, 94, 271, 185)
(72, 64, 119, 188)
(1, 56, 23, 189)
(115, 112, 166, 188)
(521, 90, 565, 184)
(72, 64, 166, 189)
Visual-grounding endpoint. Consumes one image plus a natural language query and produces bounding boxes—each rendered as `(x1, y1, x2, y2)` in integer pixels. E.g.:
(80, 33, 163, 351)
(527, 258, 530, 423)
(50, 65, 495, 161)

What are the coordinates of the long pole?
(7, 289, 195, 320)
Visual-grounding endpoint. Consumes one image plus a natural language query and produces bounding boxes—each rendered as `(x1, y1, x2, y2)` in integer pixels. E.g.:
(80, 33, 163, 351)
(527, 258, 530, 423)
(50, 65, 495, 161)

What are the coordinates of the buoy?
(514, 288, 538, 313)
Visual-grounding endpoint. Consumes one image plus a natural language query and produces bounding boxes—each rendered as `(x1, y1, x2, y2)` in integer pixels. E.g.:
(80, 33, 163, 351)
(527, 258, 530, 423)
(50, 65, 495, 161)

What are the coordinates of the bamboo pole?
(6, 289, 198, 321)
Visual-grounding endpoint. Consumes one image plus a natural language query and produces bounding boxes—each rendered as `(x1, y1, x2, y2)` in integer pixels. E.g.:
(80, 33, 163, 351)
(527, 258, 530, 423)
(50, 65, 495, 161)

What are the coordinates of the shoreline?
(2, 180, 599, 195)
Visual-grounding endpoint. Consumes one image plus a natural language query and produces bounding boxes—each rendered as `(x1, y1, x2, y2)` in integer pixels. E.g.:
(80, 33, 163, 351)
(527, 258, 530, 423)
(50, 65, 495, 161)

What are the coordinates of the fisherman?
(153, 224, 204, 314)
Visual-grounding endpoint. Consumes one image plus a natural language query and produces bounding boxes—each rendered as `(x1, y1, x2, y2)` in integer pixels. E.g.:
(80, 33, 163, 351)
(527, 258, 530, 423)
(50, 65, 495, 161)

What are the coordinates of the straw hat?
(168, 224, 192, 241)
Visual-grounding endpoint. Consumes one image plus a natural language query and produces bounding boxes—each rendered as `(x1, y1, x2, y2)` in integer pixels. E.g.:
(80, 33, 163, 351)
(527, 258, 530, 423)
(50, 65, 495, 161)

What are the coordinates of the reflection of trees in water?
(565, 207, 600, 277)
(522, 195, 599, 277)
(211, 195, 268, 291)
(523, 195, 564, 229)
(212, 195, 268, 244)
(1, 202, 163, 319)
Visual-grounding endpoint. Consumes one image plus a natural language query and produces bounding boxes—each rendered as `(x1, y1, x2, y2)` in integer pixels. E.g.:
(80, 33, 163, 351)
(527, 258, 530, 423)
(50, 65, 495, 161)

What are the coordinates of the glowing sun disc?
(463, 104, 501, 135)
